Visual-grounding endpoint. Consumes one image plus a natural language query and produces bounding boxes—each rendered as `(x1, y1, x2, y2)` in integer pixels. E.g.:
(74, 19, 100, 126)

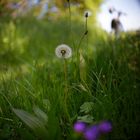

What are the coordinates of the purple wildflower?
(73, 121, 87, 133)
(84, 125, 100, 140)
(98, 121, 112, 134)
(73, 120, 113, 140)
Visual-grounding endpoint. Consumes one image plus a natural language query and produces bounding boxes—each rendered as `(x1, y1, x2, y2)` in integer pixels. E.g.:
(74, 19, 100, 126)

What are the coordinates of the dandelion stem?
(64, 59, 68, 95)
(77, 15, 88, 51)
(67, 0, 71, 33)
(63, 59, 71, 122)
(85, 17, 88, 32)
(76, 16, 88, 81)
(85, 17, 88, 47)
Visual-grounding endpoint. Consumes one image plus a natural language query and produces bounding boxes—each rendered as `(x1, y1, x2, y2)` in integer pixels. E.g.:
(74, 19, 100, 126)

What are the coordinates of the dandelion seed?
(55, 44, 72, 59)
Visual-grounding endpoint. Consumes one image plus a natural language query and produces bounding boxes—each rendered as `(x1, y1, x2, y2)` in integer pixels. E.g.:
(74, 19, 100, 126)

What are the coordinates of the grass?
(0, 12, 140, 140)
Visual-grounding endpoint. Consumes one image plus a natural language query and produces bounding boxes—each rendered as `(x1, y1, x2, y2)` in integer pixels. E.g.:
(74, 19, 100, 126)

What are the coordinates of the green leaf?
(80, 102, 94, 113)
(12, 108, 47, 137)
(43, 99, 51, 111)
(77, 115, 94, 123)
(78, 84, 88, 92)
(33, 106, 48, 124)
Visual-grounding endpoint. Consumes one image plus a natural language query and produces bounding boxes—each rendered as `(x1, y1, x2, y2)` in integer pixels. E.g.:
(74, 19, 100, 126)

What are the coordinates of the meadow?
(0, 9, 140, 140)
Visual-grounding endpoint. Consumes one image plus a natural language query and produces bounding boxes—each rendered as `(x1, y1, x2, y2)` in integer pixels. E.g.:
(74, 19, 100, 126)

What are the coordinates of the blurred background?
(98, 0, 140, 32)
(1, 0, 140, 31)
(0, 0, 140, 78)
(0, 0, 140, 72)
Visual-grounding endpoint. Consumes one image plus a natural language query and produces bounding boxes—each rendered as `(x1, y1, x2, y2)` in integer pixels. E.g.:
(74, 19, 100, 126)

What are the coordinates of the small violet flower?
(73, 121, 87, 133)
(84, 125, 99, 140)
(98, 121, 112, 134)
(73, 120, 112, 140)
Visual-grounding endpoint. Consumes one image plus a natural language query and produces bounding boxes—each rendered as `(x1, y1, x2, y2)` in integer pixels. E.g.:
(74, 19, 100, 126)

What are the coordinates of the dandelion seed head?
(55, 44, 72, 59)
(85, 12, 88, 18)
(84, 10, 92, 17)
